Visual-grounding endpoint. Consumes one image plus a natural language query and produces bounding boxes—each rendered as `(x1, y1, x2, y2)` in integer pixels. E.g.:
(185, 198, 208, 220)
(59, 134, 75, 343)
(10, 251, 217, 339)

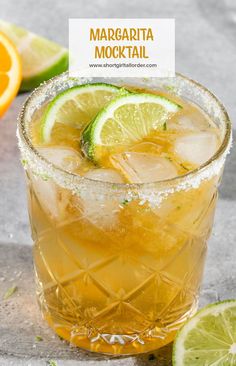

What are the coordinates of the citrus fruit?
(0, 31, 22, 117)
(173, 300, 236, 365)
(41, 83, 123, 143)
(0, 20, 68, 91)
(82, 93, 181, 162)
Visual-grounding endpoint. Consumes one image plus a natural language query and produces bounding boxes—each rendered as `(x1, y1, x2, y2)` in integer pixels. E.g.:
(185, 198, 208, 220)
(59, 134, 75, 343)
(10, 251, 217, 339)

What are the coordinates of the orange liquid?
(27, 87, 221, 354)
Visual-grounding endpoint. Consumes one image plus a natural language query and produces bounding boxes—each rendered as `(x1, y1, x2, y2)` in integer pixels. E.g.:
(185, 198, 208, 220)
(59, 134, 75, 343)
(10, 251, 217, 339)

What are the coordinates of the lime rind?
(82, 93, 182, 161)
(41, 83, 123, 143)
(81, 115, 97, 160)
(93, 93, 182, 144)
(21, 50, 68, 91)
(173, 300, 236, 366)
(0, 19, 68, 91)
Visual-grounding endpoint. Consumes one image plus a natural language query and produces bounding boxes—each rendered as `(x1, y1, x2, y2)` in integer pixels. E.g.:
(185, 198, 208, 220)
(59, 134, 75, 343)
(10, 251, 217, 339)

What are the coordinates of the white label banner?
(69, 18, 175, 77)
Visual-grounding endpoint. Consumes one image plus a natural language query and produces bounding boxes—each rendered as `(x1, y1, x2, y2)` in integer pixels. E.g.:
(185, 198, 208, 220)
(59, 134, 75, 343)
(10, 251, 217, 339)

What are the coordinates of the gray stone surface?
(0, 0, 235, 365)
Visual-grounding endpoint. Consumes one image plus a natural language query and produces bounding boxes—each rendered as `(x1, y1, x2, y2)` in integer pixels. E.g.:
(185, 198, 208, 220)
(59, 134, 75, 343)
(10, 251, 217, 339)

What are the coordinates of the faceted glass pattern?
(27, 172, 219, 355)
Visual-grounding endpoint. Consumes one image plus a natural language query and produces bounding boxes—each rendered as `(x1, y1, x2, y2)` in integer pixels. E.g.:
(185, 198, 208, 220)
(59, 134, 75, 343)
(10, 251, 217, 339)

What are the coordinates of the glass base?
(43, 303, 198, 355)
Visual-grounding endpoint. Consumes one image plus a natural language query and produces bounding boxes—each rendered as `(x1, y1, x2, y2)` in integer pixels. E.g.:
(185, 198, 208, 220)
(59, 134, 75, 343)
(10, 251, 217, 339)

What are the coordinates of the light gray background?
(0, 0, 235, 365)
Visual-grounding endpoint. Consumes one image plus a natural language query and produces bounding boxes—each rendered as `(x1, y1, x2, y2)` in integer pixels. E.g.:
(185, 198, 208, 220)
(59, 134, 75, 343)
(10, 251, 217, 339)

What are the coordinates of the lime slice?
(173, 300, 236, 365)
(41, 83, 122, 143)
(82, 93, 181, 162)
(0, 20, 68, 91)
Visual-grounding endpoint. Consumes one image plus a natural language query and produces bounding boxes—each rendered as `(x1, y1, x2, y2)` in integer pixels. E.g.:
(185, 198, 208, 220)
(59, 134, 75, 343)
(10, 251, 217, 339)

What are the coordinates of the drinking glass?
(17, 73, 231, 355)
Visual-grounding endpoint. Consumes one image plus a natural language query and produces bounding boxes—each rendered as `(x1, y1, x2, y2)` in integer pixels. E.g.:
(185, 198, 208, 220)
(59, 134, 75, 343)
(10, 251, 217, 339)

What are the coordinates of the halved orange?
(0, 31, 22, 117)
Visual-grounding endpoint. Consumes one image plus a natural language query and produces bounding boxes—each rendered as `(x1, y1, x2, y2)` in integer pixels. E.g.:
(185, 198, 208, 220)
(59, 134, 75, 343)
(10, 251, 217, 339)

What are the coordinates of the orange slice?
(0, 31, 22, 117)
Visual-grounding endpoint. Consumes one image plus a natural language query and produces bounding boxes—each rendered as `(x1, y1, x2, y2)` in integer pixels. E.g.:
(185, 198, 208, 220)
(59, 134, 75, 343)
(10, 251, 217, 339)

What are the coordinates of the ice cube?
(29, 172, 70, 220)
(84, 168, 124, 183)
(78, 197, 121, 229)
(173, 132, 219, 166)
(111, 152, 178, 183)
(37, 146, 82, 172)
(30, 147, 81, 219)
(78, 168, 124, 229)
(129, 141, 162, 154)
(167, 110, 212, 132)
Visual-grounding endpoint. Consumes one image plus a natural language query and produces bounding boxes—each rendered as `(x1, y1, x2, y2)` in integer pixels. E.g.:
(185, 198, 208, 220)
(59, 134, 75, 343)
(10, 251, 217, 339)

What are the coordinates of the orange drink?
(18, 73, 231, 355)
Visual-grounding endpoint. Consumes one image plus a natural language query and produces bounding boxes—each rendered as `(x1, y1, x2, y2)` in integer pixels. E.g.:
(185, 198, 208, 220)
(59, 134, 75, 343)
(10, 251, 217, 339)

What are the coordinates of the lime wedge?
(173, 300, 236, 365)
(0, 20, 68, 91)
(41, 83, 122, 143)
(82, 93, 181, 162)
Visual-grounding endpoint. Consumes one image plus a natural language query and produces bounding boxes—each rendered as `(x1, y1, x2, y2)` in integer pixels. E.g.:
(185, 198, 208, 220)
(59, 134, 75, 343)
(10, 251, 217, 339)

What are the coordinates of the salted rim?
(17, 72, 232, 203)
